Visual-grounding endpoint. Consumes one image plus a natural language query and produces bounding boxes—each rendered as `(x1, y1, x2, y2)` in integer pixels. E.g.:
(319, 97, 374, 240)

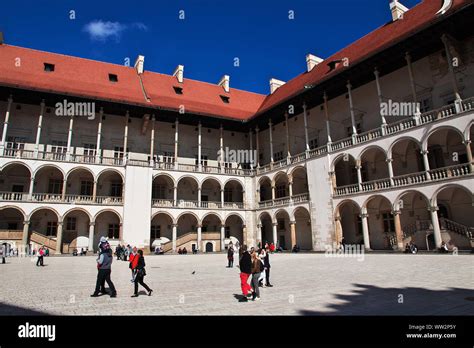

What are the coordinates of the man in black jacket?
(239, 245, 252, 302)
(263, 247, 273, 287)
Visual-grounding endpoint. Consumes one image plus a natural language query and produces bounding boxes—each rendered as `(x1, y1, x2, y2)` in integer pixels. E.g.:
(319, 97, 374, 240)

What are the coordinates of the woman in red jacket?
(131, 250, 153, 297)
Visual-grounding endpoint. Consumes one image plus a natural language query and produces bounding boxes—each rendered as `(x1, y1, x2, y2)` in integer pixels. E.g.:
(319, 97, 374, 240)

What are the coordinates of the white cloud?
(83, 20, 148, 42)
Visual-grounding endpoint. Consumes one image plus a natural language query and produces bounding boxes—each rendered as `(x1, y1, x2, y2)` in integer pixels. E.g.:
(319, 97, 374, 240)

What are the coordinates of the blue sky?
(0, 0, 421, 94)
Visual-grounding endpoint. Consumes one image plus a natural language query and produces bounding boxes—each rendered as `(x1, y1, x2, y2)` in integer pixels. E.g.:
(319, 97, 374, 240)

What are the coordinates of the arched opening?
(291, 167, 308, 195)
(365, 195, 395, 250)
(259, 177, 272, 202)
(62, 209, 91, 253)
(0, 207, 24, 231)
(396, 191, 430, 250)
(435, 185, 473, 250)
(225, 214, 244, 245)
(274, 172, 289, 199)
(391, 139, 423, 176)
(150, 213, 173, 251)
(32, 166, 64, 200)
(177, 177, 198, 202)
(201, 178, 221, 207)
(275, 210, 291, 250)
(65, 168, 94, 202)
(360, 147, 388, 181)
(96, 170, 123, 199)
(294, 207, 312, 250)
(94, 211, 121, 251)
(259, 212, 273, 245)
(223, 180, 244, 207)
(426, 128, 466, 169)
(202, 213, 221, 251)
(334, 154, 357, 186)
(335, 201, 363, 246)
(152, 175, 174, 205)
(176, 213, 198, 252)
(0, 163, 31, 196)
(205, 242, 213, 252)
(29, 208, 60, 251)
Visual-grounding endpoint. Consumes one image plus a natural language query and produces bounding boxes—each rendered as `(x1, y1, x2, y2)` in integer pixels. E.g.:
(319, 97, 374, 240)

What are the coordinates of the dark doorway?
(205, 242, 213, 252)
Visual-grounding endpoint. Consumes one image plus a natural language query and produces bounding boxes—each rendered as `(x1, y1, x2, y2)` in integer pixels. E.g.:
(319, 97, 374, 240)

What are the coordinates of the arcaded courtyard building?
(0, 0, 473, 254)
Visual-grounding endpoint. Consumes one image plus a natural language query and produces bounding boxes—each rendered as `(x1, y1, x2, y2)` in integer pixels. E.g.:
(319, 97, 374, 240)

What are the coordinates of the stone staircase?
(162, 232, 197, 253)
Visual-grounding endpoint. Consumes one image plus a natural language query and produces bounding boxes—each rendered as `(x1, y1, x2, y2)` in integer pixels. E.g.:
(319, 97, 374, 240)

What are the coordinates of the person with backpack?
(91, 238, 117, 298)
(131, 249, 153, 297)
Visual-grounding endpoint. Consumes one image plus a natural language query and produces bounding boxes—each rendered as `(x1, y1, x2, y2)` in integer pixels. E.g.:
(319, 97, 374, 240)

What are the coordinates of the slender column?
(355, 161, 363, 190)
(271, 183, 276, 201)
(441, 34, 462, 112)
(220, 225, 225, 251)
(268, 119, 274, 165)
(346, 82, 357, 141)
(0, 95, 13, 154)
(249, 129, 254, 169)
(255, 127, 260, 168)
(324, 92, 332, 150)
(198, 122, 202, 171)
(123, 111, 129, 163)
(463, 140, 473, 173)
(429, 206, 442, 249)
(150, 114, 155, 165)
(22, 220, 30, 249)
(197, 225, 202, 252)
(173, 186, 177, 206)
(288, 176, 293, 200)
(95, 107, 103, 163)
(198, 186, 202, 207)
(386, 158, 394, 186)
(55, 221, 64, 254)
(220, 125, 224, 169)
(303, 103, 310, 153)
(374, 68, 387, 133)
(290, 221, 296, 249)
(405, 52, 421, 123)
(61, 179, 67, 201)
(220, 188, 224, 207)
(421, 150, 431, 180)
(256, 224, 262, 245)
(34, 100, 45, 157)
(88, 222, 95, 252)
(392, 210, 404, 250)
(334, 215, 342, 245)
(172, 224, 177, 252)
(272, 223, 278, 246)
(285, 112, 291, 160)
(66, 115, 74, 160)
(174, 118, 179, 169)
(92, 181, 97, 202)
(28, 177, 34, 200)
(360, 209, 371, 250)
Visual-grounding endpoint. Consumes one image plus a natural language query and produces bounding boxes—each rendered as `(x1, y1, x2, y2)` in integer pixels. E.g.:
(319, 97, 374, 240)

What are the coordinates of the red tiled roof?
(0, 0, 469, 121)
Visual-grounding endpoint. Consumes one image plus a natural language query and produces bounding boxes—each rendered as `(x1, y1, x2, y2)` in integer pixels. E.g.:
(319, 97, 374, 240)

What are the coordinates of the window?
(108, 224, 120, 239)
(277, 219, 285, 230)
(51, 140, 67, 160)
(46, 221, 57, 236)
(382, 212, 395, 233)
(5, 136, 25, 156)
(346, 122, 362, 137)
(309, 138, 318, 150)
(110, 182, 122, 197)
(173, 86, 183, 94)
(225, 226, 230, 238)
(275, 184, 286, 198)
(150, 225, 161, 239)
(48, 179, 62, 194)
(83, 143, 96, 162)
(66, 217, 76, 231)
(80, 181, 93, 196)
(220, 95, 230, 103)
(44, 63, 55, 72)
(152, 184, 166, 199)
(114, 146, 124, 165)
(224, 188, 233, 202)
(108, 74, 118, 82)
(419, 97, 432, 113)
(195, 155, 208, 167)
(274, 151, 284, 162)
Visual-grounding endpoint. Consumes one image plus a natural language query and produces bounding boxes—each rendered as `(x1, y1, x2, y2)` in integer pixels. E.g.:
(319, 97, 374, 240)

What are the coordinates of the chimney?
(218, 75, 230, 93)
(134, 55, 145, 74)
(389, 0, 409, 21)
(269, 78, 285, 94)
(306, 54, 323, 72)
(173, 65, 184, 83)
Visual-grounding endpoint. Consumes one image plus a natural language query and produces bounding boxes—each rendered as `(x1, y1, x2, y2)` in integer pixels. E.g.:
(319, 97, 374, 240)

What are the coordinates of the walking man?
(91, 238, 117, 298)
(263, 245, 273, 287)
(238, 245, 252, 302)
(227, 244, 234, 268)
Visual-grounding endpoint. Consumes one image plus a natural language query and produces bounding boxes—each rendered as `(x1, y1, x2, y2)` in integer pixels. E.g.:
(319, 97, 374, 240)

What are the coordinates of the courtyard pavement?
(0, 253, 473, 315)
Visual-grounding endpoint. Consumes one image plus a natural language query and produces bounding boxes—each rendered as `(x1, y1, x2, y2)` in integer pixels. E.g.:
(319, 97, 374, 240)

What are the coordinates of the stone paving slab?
(0, 253, 473, 315)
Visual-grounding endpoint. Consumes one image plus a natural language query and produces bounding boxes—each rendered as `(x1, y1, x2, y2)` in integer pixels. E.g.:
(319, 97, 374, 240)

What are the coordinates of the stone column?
(290, 221, 296, 249)
(174, 118, 179, 169)
(392, 210, 404, 250)
(92, 181, 97, 203)
(220, 125, 224, 170)
(421, 150, 431, 180)
(0, 95, 13, 155)
(220, 189, 224, 208)
(323, 92, 332, 145)
(173, 186, 177, 206)
(22, 220, 30, 249)
(66, 115, 74, 161)
(95, 107, 103, 164)
(271, 183, 276, 201)
(255, 127, 260, 168)
(334, 215, 342, 245)
(374, 68, 387, 133)
(55, 221, 64, 255)
(197, 121, 202, 171)
(28, 177, 35, 200)
(220, 225, 225, 251)
(88, 222, 95, 253)
(150, 114, 155, 166)
(197, 224, 202, 252)
(356, 161, 363, 191)
(123, 111, 129, 164)
(463, 140, 473, 173)
(386, 157, 394, 186)
(61, 179, 67, 201)
(360, 209, 371, 250)
(34, 100, 45, 157)
(288, 176, 293, 200)
(249, 129, 254, 169)
(272, 223, 278, 247)
(268, 119, 274, 165)
(303, 103, 310, 154)
(429, 206, 442, 249)
(346, 82, 357, 142)
(172, 224, 178, 252)
(256, 224, 262, 245)
(441, 34, 462, 112)
(197, 186, 202, 207)
(285, 112, 291, 160)
(405, 52, 421, 123)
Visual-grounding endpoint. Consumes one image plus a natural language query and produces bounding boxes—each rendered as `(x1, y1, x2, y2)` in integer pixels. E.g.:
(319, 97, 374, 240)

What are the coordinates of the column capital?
(428, 205, 439, 213)
(8, 94, 13, 103)
(172, 223, 178, 228)
(272, 222, 278, 227)
(57, 221, 64, 226)
(462, 139, 471, 145)
(334, 215, 341, 222)
(197, 224, 202, 228)
(89, 222, 96, 227)
(385, 157, 393, 163)
(420, 150, 429, 155)
(391, 210, 401, 216)
(374, 67, 380, 77)
(302, 102, 307, 110)
(99, 106, 104, 113)
(289, 220, 296, 225)
(23, 220, 30, 225)
(405, 51, 412, 62)
(346, 81, 352, 90)
(151, 114, 156, 121)
(268, 119, 273, 127)
(255, 126, 259, 132)
(360, 213, 369, 219)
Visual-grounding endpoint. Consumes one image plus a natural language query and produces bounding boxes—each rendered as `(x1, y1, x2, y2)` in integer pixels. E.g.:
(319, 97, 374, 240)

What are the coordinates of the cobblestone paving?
(0, 253, 473, 315)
